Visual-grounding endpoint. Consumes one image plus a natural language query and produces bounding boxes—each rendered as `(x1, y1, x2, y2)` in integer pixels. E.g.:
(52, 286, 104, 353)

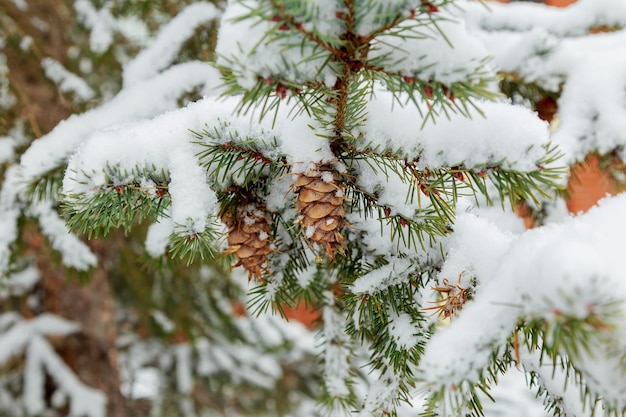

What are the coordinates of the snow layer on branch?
(0, 62, 221, 273)
(460, 0, 626, 36)
(356, 158, 432, 218)
(480, 368, 550, 417)
(63, 98, 226, 234)
(351, 258, 413, 295)
(145, 212, 174, 257)
(369, 16, 492, 84)
(0, 314, 78, 366)
(29, 203, 97, 270)
(25, 336, 106, 417)
(363, 91, 550, 171)
(359, 367, 402, 416)
(63, 91, 334, 241)
(388, 311, 419, 349)
(458, 0, 626, 164)
(420, 193, 626, 398)
(170, 148, 217, 234)
(216, 1, 338, 88)
(549, 31, 626, 162)
(20, 62, 221, 185)
(481, 28, 626, 163)
(123, 3, 221, 87)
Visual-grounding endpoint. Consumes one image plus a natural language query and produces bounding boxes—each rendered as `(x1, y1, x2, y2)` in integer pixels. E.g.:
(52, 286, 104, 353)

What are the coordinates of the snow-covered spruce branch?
(56, 2, 572, 415)
(418, 193, 626, 416)
(3, 0, 626, 415)
(0, 1, 224, 278)
(0, 311, 106, 417)
(459, 0, 626, 167)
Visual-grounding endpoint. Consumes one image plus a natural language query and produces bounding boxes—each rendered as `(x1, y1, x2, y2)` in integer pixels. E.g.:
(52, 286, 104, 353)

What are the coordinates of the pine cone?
(294, 165, 346, 259)
(222, 206, 272, 280)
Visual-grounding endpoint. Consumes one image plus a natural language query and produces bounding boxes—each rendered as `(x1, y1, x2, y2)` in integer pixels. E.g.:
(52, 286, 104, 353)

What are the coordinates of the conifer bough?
(53, 0, 626, 416)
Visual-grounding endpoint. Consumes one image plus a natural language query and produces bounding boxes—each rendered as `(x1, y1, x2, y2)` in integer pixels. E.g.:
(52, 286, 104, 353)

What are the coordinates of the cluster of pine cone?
(222, 163, 346, 280)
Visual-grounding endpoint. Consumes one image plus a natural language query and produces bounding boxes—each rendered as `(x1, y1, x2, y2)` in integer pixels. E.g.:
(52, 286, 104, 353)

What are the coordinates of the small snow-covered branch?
(0, 136, 17, 165)
(420, 193, 626, 406)
(351, 259, 413, 295)
(41, 58, 95, 101)
(0, 167, 25, 277)
(358, 367, 402, 417)
(460, 0, 626, 164)
(25, 336, 106, 417)
(73, 0, 116, 53)
(0, 266, 39, 299)
(321, 291, 354, 412)
(123, 2, 221, 87)
(216, 1, 339, 89)
(173, 344, 193, 395)
(0, 314, 79, 366)
(521, 347, 590, 416)
(28, 202, 97, 271)
(460, 0, 626, 36)
(363, 91, 551, 171)
(21, 62, 221, 186)
(369, 17, 492, 85)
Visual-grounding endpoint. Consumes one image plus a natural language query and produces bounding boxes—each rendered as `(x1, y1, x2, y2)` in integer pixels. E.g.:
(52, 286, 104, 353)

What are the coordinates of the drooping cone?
(294, 164, 346, 259)
(222, 206, 273, 280)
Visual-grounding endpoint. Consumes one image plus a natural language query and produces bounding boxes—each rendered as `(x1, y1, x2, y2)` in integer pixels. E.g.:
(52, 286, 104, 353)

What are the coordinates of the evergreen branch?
(370, 65, 499, 123)
(247, 213, 324, 318)
(345, 185, 450, 251)
(420, 383, 488, 417)
(477, 145, 567, 207)
(167, 222, 221, 265)
(63, 167, 171, 239)
(359, 8, 405, 44)
(319, 295, 359, 414)
(217, 64, 311, 121)
(420, 348, 513, 417)
(516, 287, 625, 416)
(520, 311, 617, 368)
(267, 0, 344, 55)
(342, 145, 460, 219)
(290, 81, 335, 121)
(357, 0, 455, 44)
(193, 125, 289, 191)
(347, 283, 422, 345)
(343, 274, 432, 412)
(526, 361, 586, 417)
(25, 166, 65, 203)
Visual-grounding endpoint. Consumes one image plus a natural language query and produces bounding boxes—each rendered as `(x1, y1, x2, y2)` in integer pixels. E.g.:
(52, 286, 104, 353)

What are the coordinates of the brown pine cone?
(294, 165, 346, 259)
(222, 206, 272, 280)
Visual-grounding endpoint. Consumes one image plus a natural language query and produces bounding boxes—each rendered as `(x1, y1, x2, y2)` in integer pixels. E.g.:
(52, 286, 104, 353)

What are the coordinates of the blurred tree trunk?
(1, 1, 125, 416)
